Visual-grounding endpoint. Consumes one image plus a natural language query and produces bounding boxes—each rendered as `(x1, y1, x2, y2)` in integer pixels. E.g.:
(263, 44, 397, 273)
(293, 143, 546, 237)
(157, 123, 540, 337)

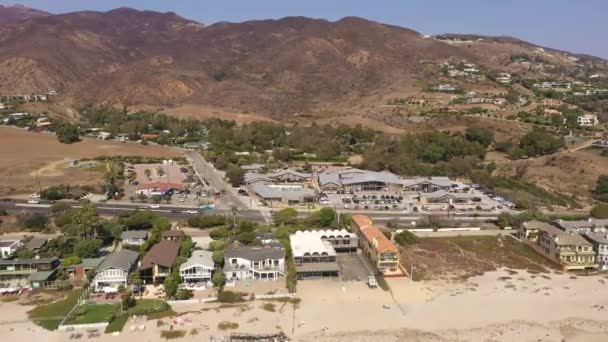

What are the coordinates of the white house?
(577, 114, 598, 127)
(0, 240, 22, 259)
(223, 245, 285, 281)
(179, 250, 215, 283)
(92, 249, 139, 291)
(120, 230, 148, 246)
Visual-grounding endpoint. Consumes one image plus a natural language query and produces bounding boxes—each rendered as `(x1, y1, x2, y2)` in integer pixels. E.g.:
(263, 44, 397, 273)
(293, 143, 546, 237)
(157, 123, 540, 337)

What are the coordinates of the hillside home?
(351, 215, 403, 277)
(120, 230, 148, 246)
(179, 250, 214, 283)
(577, 114, 598, 127)
(223, 244, 285, 281)
(61, 257, 105, 284)
(139, 240, 180, 284)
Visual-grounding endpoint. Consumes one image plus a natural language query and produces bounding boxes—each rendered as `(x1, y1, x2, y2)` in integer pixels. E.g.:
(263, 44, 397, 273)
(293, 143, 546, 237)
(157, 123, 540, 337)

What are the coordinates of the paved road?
(0, 201, 268, 223)
(181, 150, 246, 209)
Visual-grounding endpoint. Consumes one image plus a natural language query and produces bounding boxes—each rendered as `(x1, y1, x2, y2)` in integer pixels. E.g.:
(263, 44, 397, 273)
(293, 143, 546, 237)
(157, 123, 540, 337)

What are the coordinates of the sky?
(2, 0, 607, 59)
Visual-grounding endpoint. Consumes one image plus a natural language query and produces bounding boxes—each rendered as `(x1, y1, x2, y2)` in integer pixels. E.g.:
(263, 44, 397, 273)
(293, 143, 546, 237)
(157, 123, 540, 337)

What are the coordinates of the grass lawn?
(65, 304, 118, 325)
(106, 299, 176, 333)
(28, 289, 85, 330)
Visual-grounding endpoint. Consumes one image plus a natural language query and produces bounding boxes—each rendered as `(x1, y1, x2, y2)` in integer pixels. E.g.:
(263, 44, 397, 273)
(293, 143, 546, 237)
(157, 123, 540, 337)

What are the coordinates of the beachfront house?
(0, 257, 60, 286)
(120, 230, 148, 246)
(290, 230, 358, 279)
(584, 233, 608, 271)
(0, 240, 22, 259)
(179, 250, 215, 283)
(521, 221, 597, 270)
(351, 215, 403, 277)
(139, 240, 180, 284)
(223, 244, 285, 281)
(93, 250, 139, 291)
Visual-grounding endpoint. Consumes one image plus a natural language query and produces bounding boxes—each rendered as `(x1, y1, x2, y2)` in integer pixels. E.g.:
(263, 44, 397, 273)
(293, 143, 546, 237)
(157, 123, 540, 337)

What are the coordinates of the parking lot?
(337, 253, 374, 282)
(320, 186, 511, 214)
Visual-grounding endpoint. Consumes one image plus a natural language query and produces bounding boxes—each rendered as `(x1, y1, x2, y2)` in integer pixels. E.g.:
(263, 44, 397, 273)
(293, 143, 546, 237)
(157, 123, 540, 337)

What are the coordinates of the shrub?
(209, 228, 230, 240)
(217, 321, 239, 330)
(591, 203, 608, 219)
(187, 215, 226, 228)
(18, 213, 48, 231)
(217, 291, 247, 303)
(160, 330, 187, 339)
(394, 230, 418, 246)
(262, 302, 276, 312)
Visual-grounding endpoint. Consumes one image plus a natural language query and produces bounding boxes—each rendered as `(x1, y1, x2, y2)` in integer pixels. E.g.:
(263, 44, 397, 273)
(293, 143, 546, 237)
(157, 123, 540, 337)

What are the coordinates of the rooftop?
(225, 245, 285, 262)
(524, 220, 592, 246)
(179, 250, 214, 271)
(351, 215, 398, 254)
(0, 257, 58, 265)
(25, 238, 47, 251)
(291, 231, 339, 258)
(97, 249, 139, 272)
(252, 183, 316, 200)
(139, 240, 180, 269)
(0, 240, 20, 248)
(121, 230, 148, 240)
(162, 230, 186, 238)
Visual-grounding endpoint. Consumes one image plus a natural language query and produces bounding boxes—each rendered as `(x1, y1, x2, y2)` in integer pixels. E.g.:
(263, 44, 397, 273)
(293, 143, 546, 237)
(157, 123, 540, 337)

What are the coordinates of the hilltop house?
(224, 244, 285, 281)
(92, 250, 139, 291)
(179, 250, 215, 283)
(577, 114, 598, 127)
(120, 230, 148, 246)
(139, 240, 180, 284)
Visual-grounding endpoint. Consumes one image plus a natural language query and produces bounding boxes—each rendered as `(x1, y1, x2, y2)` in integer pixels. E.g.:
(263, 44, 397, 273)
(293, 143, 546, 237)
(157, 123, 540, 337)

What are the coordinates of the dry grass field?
(0, 126, 179, 195)
(399, 235, 557, 282)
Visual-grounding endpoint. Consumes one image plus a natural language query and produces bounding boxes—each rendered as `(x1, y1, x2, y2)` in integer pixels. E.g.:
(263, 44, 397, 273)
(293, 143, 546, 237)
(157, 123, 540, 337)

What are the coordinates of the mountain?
(0, 4, 49, 23)
(0, 8, 605, 119)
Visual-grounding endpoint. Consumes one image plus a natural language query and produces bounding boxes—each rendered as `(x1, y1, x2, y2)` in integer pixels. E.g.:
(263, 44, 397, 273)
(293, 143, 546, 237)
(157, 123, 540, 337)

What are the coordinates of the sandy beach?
(2, 268, 608, 341)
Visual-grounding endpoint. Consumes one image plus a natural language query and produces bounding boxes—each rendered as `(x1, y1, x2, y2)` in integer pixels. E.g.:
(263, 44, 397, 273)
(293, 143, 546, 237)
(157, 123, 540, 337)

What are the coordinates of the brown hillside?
(0, 8, 605, 120)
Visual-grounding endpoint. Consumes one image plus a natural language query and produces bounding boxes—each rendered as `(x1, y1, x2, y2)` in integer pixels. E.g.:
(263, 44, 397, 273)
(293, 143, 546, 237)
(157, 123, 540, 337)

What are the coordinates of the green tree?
(56, 123, 80, 144)
(318, 207, 336, 227)
(212, 269, 226, 288)
(591, 203, 608, 219)
(226, 164, 245, 187)
(594, 175, 608, 202)
(465, 126, 494, 147)
(15, 249, 35, 259)
(394, 230, 418, 246)
(164, 272, 181, 299)
(274, 208, 298, 226)
(68, 204, 100, 238)
(62, 256, 82, 266)
(515, 128, 564, 158)
(73, 239, 103, 258)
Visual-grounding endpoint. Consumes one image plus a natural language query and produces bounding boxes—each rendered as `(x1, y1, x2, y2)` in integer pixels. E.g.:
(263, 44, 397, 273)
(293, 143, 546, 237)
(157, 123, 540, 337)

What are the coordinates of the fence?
(57, 322, 109, 332)
(167, 293, 295, 305)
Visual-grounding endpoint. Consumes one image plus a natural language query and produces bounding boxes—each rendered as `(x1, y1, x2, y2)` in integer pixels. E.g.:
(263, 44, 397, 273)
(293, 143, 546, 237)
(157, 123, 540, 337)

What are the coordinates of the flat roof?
(295, 262, 340, 273)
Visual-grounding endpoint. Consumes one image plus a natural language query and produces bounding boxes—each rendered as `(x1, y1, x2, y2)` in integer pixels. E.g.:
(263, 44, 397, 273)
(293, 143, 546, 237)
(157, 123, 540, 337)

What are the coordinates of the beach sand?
(2, 268, 608, 341)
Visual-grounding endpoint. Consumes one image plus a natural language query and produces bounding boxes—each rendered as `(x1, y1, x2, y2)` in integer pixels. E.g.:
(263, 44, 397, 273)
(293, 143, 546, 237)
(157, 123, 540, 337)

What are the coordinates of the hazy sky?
(3, 0, 607, 58)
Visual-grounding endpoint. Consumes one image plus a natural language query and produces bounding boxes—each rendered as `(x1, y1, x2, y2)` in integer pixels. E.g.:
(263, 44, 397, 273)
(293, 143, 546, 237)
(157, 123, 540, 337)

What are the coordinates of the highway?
(0, 201, 268, 222)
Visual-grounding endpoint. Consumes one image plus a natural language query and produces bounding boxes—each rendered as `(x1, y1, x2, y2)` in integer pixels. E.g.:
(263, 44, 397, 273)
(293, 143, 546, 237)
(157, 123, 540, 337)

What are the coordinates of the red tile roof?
(351, 214, 398, 254)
